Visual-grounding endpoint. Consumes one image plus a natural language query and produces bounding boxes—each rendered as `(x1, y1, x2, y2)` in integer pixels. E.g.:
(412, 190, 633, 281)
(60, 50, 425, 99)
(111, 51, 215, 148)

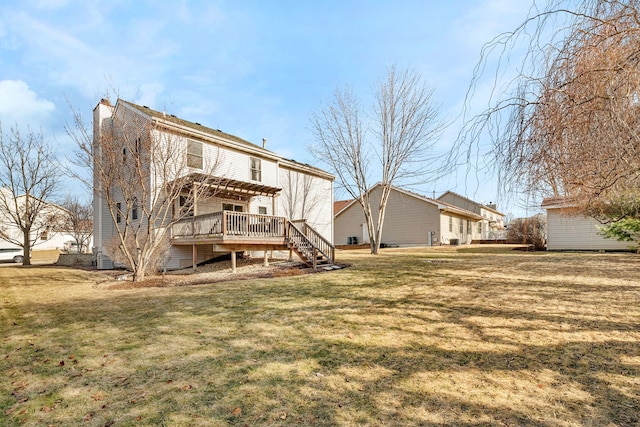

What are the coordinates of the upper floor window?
(116, 202, 122, 223)
(258, 206, 268, 215)
(187, 140, 203, 169)
(250, 157, 262, 182)
(131, 198, 139, 221)
(449, 216, 453, 232)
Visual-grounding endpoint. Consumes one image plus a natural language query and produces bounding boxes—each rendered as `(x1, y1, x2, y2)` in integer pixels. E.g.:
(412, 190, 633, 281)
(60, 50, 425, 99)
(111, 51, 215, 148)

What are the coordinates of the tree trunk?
(22, 229, 31, 266)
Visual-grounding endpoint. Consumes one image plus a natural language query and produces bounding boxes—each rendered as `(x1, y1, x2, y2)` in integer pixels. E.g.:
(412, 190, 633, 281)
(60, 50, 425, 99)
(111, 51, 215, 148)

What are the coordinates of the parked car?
(63, 240, 81, 254)
(0, 247, 24, 263)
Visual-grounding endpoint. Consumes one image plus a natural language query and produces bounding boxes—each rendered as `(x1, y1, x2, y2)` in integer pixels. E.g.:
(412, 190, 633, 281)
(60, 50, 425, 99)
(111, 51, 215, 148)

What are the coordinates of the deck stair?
(286, 220, 336, 269)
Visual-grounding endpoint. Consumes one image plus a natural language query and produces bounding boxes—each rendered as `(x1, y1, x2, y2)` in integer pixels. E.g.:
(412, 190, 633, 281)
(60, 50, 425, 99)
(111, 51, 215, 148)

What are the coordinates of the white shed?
(542, 198, 631, 251)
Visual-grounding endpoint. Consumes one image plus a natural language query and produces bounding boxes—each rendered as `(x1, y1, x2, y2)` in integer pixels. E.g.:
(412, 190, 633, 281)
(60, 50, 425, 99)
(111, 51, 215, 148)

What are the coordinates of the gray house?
(334, 185, 483, 246)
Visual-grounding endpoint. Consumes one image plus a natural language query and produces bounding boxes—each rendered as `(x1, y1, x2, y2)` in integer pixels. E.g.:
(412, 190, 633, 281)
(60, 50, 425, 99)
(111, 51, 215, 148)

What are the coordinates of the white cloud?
(135, 83, 165, 109)
(30, 0, 70, 9)
(0, 79, 55, 127)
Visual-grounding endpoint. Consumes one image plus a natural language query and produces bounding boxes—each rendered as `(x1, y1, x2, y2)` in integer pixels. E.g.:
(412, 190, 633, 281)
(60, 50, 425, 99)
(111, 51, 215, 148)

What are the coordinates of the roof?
(437, 190, 505, 216)
(119, 100, 264, 151)
(113, 99, 334, 181)
(541, 196, 578, 209)
(334, 184, 483, 220)
(334, 199, 353, 215)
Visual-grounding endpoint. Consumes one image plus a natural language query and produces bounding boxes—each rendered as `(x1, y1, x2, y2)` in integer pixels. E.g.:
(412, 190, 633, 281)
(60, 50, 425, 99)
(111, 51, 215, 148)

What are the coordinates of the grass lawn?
(1, 246, 639, 426)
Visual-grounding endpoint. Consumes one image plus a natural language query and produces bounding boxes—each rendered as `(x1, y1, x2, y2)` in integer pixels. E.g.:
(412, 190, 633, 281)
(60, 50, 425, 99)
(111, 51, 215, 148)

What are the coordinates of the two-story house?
(92, 99, 335, 271)
(437, 191, 506, 242)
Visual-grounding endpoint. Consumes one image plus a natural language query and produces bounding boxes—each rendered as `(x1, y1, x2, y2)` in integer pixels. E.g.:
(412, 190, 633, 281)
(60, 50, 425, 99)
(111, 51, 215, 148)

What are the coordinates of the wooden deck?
(171, 211, 288, 249)
(171, 211, 335, 267)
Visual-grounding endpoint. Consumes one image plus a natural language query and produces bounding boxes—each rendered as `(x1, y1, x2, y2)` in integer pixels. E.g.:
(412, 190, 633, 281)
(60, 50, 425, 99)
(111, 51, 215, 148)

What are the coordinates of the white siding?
(440, 214, 471, 244)
(546, 209, 630, 251)
(213, 145, 278, 187)
(278, 166, 333, 243)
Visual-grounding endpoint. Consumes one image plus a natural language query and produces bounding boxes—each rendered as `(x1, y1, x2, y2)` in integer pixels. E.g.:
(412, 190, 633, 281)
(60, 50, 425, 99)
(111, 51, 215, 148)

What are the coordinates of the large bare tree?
(0, 124, 59, 265)
(457, 0, 640, 215)
(67, 100, 219, 281)
(311, 66, 445, 254)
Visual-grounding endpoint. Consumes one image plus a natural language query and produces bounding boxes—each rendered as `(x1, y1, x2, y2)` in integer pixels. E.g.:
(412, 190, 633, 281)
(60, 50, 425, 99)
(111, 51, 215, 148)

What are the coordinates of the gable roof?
(334, 184, 482, 220)
(437, 190, 505, 216)
(113, 99, 334, 181)
(119, 99, 265, 150)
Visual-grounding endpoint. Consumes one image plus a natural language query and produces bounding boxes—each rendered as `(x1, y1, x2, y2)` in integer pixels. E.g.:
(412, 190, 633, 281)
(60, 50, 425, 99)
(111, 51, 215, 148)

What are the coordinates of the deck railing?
(172, 211, 286, 239)
(287, 220, 335, 264)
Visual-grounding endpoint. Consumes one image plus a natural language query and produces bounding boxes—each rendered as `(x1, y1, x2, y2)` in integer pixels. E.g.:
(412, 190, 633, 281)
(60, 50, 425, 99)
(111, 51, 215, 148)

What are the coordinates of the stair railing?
(286, 220, 335, 265)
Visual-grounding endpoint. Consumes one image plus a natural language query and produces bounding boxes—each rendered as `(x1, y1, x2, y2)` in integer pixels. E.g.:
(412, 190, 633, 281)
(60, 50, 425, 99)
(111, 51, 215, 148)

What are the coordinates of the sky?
(0, 0, 537, 216)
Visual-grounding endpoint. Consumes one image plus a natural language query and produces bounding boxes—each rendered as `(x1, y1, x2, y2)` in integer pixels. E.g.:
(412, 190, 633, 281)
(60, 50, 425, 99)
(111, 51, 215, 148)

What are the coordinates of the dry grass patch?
(1, 247, 639, 426)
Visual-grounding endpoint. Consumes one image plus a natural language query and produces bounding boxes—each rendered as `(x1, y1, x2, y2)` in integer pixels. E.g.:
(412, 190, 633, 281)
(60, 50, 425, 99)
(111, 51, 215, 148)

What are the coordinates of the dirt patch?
(98, 258, 315, 290)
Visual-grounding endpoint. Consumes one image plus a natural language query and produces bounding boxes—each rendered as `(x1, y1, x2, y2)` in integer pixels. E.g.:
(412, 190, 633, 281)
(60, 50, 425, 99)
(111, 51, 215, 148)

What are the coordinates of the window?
(478, 222, 482, 234)
(179, 195, 194, 217)
(223, 203, 244, 212)
(258, 206, 267, 215)
(116, 202, 121, 223)
(132, 198, 138, 221)
(187, 140, 203, 169)
(250, 157, 262, 182)
(41, 231, 48, 240)
(459, 219, 463, 235)
(449, 216, 453, 232)
(467, 220, 472, 235)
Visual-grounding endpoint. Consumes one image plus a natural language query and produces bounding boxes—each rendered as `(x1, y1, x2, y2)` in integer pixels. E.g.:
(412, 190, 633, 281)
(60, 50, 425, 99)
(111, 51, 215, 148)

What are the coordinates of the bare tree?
(457, 0, 640, 215)
(0, 124, 59, 265)
(67, 100, 220, 281)
(280, 169, 324, 222)
(311, 66, 445, 254)
(60, 196, 93, 254)
(506, 214, 547, 250)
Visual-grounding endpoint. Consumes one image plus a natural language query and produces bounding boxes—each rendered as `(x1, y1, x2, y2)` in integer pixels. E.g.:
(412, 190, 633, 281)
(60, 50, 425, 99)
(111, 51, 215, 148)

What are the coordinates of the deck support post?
(312, 247, 318, 271)
(263, 251, 269, 267)
(231, 250, 237, 273)
(192, 244, 197, 272)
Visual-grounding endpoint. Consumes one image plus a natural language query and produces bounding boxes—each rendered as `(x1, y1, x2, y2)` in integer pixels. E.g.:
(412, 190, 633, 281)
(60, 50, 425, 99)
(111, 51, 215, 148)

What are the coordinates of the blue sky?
(0, 0, 535, 215)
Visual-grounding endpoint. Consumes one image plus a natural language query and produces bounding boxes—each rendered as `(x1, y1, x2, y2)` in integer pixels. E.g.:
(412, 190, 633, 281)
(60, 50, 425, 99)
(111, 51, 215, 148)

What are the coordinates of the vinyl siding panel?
(278, 167, 333, 243)
(213, 145, 278, 187)
(440, 214, 472, 244)
(335, 201, 367, 246)
(546, 209, 630, 251)
(335, 186, 441, 246)
(439, 193, 480, 214)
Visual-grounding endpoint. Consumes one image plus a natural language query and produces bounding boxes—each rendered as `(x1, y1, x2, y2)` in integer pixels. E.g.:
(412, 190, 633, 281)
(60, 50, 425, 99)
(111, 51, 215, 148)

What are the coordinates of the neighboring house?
(93, 99, 335, 270)
(542, 197, 630, 251)
(0, 190, 84, 253)
(437, 191, 507, 241)
(334, 184, 483, 246)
